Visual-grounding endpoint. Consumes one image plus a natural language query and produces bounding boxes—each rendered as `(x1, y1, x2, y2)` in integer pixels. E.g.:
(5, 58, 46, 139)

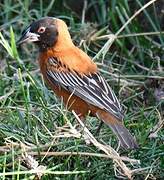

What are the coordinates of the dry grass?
(0, 0, 163, 179)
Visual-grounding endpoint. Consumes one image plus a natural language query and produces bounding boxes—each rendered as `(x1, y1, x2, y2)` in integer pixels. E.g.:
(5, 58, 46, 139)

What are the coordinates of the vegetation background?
(0, 0, 163, 179)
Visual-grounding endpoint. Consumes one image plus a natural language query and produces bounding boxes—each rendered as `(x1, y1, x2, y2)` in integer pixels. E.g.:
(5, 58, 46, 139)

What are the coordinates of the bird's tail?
(96, 110, 138, 149)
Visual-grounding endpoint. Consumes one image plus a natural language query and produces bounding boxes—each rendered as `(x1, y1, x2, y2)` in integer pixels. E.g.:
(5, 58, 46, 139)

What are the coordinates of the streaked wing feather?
(46, 57, 124, 120)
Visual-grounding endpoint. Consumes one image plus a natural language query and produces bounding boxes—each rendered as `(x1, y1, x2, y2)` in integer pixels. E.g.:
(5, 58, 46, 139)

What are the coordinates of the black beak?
(17, 28, 40, 45)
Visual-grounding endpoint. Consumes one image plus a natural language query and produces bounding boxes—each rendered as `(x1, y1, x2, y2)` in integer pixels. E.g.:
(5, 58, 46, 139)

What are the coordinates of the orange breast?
(39, 54, 96, 118)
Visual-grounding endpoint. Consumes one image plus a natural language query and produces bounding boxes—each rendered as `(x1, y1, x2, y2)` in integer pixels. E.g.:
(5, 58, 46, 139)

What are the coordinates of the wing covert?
(46, 57, 124, 120)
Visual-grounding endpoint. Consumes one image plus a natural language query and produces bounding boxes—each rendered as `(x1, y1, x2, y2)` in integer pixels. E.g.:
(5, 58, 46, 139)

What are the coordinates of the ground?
(0, 0, 163, 179)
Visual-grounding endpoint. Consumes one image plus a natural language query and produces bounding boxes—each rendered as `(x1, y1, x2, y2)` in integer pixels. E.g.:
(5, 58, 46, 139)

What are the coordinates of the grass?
(0, 0, 164, 179)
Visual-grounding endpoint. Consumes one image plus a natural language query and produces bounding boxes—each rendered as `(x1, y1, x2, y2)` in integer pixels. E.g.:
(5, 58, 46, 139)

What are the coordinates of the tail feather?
(109, 123, 138, 149)
(96, 111, 138, 149)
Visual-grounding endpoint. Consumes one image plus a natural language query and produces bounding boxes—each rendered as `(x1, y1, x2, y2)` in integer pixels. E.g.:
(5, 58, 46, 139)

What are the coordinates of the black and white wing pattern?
(46, 57, 124, 120)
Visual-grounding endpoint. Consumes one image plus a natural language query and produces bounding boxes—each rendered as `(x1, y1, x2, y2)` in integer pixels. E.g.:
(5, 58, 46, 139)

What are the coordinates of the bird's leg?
(95, 121, 104, 135)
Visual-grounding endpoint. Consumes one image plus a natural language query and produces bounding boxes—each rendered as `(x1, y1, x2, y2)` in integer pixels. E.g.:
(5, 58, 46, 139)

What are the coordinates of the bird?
(18, 17, 138, 149)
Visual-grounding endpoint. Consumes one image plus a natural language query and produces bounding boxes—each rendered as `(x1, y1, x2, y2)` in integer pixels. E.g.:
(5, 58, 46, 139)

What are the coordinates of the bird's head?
(18, 17, 73, 52)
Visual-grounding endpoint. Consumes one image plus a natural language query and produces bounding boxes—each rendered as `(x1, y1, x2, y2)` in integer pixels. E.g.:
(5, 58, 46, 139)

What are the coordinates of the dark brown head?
(18, 17, 59, 52)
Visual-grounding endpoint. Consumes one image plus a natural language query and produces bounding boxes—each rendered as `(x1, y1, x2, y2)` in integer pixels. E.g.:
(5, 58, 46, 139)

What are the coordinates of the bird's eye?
(38, 26, 46, 33)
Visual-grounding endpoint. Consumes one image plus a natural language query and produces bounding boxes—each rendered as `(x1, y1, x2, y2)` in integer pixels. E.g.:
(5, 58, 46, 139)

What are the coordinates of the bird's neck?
(43, 43, 75, 59)
(53, 35, 75, 52)
(52, 22, 75, 53)
(40, 42, 75, 59)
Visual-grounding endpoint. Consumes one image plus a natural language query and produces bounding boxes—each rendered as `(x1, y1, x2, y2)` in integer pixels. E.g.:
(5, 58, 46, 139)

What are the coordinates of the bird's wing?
(46, 57, 124, 120)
